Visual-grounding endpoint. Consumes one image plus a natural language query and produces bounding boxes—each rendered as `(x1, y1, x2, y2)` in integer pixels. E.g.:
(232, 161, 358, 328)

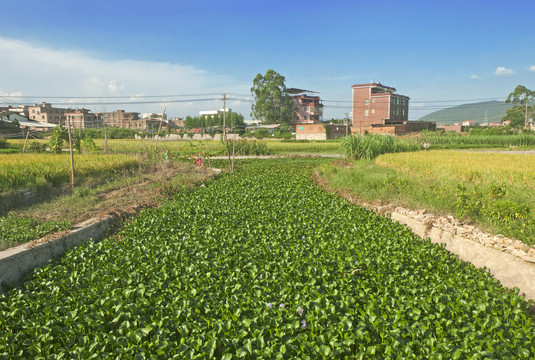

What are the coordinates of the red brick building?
(352, 83, 410, 134)
(288, 88, 324, 125)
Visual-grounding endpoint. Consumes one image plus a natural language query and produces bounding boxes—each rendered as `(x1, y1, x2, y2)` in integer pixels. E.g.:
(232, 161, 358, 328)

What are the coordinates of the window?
(371, 109, 375, 114)
(372, 99, 375, 103)
(364, 110, 369, 116)
(365, 99, 369, 105)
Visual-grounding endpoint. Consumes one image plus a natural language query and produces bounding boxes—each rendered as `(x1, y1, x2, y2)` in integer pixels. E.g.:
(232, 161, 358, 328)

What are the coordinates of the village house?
(27, 102, 68, 125)
(296, 82, 434, 139)
(65, 109, 102, 129)
(287, 88, 324, 125)
(97, 110, 140, 128)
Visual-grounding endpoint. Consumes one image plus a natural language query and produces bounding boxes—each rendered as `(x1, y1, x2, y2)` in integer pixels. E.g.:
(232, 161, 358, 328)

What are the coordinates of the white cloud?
(411, 103, 425, 108)
(530, 65, 535, 72)
(495, 66, 514, 76)
(0, 36, 249, 117)
(470, 75, 482, 80)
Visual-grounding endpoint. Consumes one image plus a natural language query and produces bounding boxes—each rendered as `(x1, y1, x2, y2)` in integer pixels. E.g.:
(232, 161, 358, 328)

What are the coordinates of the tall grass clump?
(413, 132, 535, 149)
(340, 134, 421, 160)
(223, 140, 268, 155)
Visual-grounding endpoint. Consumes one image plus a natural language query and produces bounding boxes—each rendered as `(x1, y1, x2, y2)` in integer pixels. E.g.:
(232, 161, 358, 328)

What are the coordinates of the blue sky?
(1, 0, 534, 120)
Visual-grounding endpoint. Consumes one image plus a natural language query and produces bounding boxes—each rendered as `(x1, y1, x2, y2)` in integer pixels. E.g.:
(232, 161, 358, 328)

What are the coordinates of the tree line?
(184, 113, 245, 131)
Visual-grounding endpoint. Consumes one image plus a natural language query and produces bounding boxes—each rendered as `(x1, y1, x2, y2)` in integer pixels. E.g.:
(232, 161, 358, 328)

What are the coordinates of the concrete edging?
(0, 216, 114, 294)
(390, 211, 535, 302)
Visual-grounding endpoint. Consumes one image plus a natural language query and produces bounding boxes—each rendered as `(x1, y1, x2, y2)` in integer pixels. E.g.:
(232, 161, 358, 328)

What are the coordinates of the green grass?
(340, 134, 421, 160)
(0, 213, 71, 251)
(409, 132, 535, 149)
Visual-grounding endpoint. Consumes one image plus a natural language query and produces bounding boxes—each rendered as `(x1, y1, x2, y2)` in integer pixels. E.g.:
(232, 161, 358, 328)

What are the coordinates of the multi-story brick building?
(27, 102, 68, 125)
(351, 83, 409, 134)
(65, 109, 102, 129)
(288, 88, 324, 125)
(98, 110, 140, 128)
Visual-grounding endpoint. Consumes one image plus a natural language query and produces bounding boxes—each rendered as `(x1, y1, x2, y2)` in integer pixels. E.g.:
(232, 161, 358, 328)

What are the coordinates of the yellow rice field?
(376, 150, 535, 189)
(0, 153, 139, 192)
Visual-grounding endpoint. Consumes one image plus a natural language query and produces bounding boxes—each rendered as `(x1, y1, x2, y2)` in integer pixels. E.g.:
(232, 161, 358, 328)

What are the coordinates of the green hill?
(417, 101, 513, 125)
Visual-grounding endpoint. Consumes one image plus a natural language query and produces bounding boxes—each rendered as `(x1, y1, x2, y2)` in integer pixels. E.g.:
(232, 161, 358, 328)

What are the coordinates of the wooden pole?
(22, 127, 30, 153)
(104, 131, 108, 154)
(67, 120, 75, 187)
(154, 108, 165, 152)
(223, 94, 232, 172)
(222, 93, 227, 142)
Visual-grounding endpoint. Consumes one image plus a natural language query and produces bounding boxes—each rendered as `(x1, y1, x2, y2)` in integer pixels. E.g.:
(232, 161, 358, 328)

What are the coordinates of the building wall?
(351, 121, 435, 136)
(295, 124, 348, 140)
(352, 83, 409, 131)
(438, 125, 464, 133)
(99, 110, 140, 128)
(27, 103, 67, 124)
(65, 110, 101, 129)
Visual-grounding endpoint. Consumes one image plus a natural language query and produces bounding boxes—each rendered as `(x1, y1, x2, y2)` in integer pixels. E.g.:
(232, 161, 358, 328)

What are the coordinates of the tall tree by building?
(505, 85, 535, 130)
(250, 69, 294, 124)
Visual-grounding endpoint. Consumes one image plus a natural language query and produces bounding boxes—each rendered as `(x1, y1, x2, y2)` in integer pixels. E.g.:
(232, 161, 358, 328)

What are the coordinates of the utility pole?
(154, 107, 165, 151)
(345, 113, 349, 137)
(525, 98, 529, 130)
(22, 127, 30, 153)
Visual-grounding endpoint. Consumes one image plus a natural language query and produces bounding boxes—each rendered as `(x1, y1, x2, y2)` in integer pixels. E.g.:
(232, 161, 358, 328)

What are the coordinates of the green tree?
(49, 124, 68, 154)
(502, 105, 527, 129)
(251, 69, 295, 124)
(505, 85, 535, 130)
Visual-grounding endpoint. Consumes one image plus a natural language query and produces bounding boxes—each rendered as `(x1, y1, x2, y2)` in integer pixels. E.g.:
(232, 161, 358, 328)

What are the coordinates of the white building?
(199, 108, 232, 117)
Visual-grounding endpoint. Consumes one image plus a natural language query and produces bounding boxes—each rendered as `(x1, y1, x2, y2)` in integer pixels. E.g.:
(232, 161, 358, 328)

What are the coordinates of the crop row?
(1, 158, 533, 358)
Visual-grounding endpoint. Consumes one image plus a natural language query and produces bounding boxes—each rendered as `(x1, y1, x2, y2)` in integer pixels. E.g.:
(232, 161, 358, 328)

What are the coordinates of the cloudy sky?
(1, 0, 534, 120)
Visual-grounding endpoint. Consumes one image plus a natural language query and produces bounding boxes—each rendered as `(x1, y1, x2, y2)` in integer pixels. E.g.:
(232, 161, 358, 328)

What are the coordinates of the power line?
(0, 98, 221, 107)
(0, 93, 223, 99)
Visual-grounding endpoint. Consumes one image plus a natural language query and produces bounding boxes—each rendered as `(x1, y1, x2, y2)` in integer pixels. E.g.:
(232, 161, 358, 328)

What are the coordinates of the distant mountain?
(417, 100, 513, 125)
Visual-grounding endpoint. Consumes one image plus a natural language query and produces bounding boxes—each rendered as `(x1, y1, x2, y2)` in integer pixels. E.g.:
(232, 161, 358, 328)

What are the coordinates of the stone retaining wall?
(369, 204, 535, 301)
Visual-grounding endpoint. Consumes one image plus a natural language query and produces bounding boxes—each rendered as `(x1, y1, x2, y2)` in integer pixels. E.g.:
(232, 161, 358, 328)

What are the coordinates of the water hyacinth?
(182, 236, 186, 241)
(297, 306, 303, 316)
(2, 159, 534, 358)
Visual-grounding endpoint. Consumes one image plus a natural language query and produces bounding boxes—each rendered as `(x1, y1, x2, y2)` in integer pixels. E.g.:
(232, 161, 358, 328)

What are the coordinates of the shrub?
(340, 134, 420, 160)
(0, 137, 8, 149)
